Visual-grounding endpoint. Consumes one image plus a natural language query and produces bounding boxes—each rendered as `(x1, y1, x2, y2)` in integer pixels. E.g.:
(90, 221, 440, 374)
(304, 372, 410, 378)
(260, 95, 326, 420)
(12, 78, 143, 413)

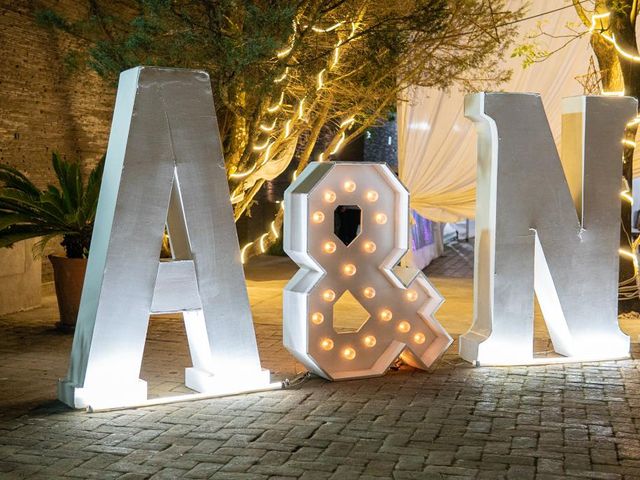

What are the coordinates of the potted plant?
(0, 153, 104, 331)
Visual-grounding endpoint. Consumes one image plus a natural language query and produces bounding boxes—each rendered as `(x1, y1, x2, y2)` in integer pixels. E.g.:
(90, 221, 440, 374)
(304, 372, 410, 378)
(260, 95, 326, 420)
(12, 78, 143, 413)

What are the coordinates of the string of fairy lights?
(590, 9, 640, 299)
(236, 19, 359, 263)
(237, 5, 640, 283)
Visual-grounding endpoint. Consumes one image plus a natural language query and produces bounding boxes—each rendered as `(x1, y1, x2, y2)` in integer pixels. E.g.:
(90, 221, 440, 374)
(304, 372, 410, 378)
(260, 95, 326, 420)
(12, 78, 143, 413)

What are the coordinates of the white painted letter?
(58, 67, 270, 409)
(460, 93, 636, 365)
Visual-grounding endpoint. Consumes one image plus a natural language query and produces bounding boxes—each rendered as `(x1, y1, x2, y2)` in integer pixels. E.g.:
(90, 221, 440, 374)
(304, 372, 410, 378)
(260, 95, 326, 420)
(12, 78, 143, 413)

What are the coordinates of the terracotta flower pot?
(49, 255, 87, 332)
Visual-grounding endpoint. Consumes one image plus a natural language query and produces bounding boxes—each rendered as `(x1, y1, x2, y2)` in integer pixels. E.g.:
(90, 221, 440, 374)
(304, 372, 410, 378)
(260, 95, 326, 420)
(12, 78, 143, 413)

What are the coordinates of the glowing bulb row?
(312, 211, 386, 225)
(319, 330, 426, 357)
(322, 240, 376, 255)
(318, 290, 417, 308)
(323, 187, 378, 202)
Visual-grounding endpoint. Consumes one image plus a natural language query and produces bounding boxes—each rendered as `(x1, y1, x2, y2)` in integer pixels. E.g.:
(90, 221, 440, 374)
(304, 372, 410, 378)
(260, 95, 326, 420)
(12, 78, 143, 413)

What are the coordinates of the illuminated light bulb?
(363, 241, 376, 253)
(343, 347, 356, 360)
(366, 190, 379, 202)
(405, 290, 418, 302)
(311, 312, 324, 325)
(413, 332, 426, 344)
(323, 289, 336, 302)
(321, 338, 334, 351)
(398, 321, 411, 333)
(343, 180, 357, 192)
(343, 264, 357, 276)
(323, 241, 337, 254)
(375, 213, 388, 225)
(363, 335, 376, 347)
(363, 287, 376, 299)
(380, 309, 393, 322)
(324, 190, 337, 203)
(312, 211, 325, 223)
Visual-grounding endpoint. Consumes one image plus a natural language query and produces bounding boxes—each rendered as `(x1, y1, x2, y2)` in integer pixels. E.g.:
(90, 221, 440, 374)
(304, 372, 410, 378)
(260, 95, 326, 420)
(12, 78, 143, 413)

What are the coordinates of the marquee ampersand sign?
(284, 162, 452, 380)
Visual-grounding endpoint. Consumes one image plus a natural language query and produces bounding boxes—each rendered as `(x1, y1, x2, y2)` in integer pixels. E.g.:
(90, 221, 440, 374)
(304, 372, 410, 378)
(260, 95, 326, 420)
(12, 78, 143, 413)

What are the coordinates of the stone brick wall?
(0, 1, 115, 183)
(0, 1, 116, 279)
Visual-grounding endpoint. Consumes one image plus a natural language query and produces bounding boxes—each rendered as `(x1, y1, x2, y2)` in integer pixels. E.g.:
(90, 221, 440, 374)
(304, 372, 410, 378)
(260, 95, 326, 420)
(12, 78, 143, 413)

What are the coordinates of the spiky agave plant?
(0, 153, 104, 258)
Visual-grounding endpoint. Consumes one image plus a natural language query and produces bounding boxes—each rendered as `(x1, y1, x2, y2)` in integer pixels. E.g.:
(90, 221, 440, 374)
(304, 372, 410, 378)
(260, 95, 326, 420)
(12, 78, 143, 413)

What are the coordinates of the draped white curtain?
(398, 0, 600, 223)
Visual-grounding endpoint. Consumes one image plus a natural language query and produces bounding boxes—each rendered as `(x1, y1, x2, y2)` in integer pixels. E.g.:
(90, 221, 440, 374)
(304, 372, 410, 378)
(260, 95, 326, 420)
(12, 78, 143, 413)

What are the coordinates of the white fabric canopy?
(398, 0, 601, 223)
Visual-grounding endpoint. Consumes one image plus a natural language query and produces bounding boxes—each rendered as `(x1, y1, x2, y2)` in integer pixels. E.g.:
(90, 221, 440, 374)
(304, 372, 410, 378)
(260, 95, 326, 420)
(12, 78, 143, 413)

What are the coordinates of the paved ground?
(424, 241, 474, 279)
(2, 250, 640, 479)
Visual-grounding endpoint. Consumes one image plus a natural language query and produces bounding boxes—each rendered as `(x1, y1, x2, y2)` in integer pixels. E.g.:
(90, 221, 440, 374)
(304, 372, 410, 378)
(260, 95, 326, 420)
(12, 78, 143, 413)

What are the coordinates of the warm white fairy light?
(274, 68, 289, 83)
(619, 248, 639, 273)
(258, 233, 269, 253)
(253, 138, 271, 151)
(240, 241, 254, 264)
(591, 12, 640, 63)
(266, 91, 285, 113)
(276, 45, 293, 58)
(270, 220, 279, 239)
(332, 41, 341, 68)
(317, 69, 326, 90)
(260, 119, 277, 132)
(627, 116, 640, 127)
(312, 312, 324, 325)
(276, 20, 297, 58)
(330, 133, 346, 155)
(602, 90, 625, 96)
(340, 117, 355, 128)
(229, 163, 257, 180)
(343, 180, 356, 192)
(312, 21, 343, 33)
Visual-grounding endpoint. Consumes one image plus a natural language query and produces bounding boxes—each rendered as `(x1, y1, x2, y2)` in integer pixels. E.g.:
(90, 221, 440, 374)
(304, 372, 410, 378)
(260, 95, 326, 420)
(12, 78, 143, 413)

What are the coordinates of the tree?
(40, 0, 524, 260)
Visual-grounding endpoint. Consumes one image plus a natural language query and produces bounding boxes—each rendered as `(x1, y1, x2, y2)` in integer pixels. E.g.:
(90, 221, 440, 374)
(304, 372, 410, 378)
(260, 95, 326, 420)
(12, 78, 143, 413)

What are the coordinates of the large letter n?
(460, 93, 636, 365)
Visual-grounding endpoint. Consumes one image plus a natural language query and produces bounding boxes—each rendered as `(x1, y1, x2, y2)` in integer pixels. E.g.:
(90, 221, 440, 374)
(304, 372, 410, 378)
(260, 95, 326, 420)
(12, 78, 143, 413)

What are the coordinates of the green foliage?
(511, 42, 549, 68)
(0, 154, 105, 258)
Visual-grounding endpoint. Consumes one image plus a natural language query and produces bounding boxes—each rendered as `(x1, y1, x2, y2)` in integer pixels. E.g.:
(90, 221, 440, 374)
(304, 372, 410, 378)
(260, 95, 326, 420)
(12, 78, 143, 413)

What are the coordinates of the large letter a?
(58, 67, 270, 409)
